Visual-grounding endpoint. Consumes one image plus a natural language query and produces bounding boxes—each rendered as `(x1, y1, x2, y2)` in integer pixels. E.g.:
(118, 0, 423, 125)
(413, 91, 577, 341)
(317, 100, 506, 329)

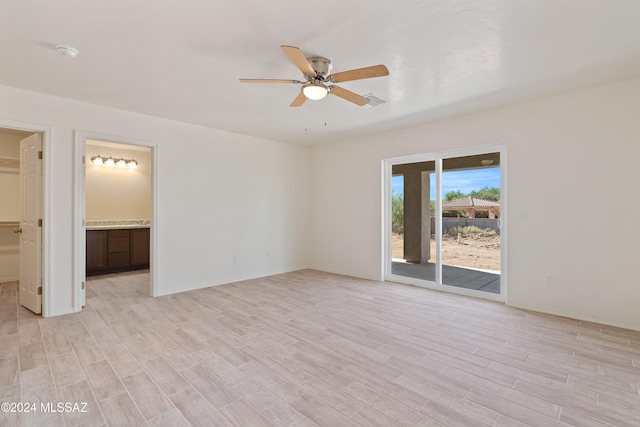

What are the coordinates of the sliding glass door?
(385, 146, 505, 301)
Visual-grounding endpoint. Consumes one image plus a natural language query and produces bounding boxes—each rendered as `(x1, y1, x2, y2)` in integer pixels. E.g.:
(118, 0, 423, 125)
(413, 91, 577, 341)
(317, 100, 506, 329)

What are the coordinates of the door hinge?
(38, 151, 43, 160)
(38, 219, 42, 227)
(37, 286, 42, 295)
(81, 282, 85, 290)
(82, 155, 86, 164)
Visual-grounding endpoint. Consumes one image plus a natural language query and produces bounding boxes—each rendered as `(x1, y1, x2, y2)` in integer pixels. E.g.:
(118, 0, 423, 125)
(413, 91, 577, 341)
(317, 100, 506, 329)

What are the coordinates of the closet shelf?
(0, 157, 19, 168)
(0, 222, 20, 227)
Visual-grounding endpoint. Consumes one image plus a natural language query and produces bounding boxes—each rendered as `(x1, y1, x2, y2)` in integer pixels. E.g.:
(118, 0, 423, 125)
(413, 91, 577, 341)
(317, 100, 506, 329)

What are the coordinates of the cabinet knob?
(13, 228, 22, 234)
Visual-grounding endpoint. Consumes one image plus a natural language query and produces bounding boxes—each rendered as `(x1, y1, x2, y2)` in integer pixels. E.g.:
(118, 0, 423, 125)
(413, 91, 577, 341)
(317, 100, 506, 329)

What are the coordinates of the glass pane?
(390, 161, 436, 282)
(428, 171, 436, 266)
(441, 153, 501, 293)
(391, 174, 404, 261)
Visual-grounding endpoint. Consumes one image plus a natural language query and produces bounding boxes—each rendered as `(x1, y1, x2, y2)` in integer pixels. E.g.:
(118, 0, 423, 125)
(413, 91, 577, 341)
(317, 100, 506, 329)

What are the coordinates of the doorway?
(0, 123, 49, 315)
(74, 132, 157, 309)
(384, 145, 506, 301)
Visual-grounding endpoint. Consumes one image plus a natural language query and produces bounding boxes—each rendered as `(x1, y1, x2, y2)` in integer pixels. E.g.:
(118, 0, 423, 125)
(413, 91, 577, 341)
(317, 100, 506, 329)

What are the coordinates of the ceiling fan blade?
(289, 91, 307, 107)
(280, 45, 316, 76)
(239, 79, 302, 84)
(329, 64, 389, 83)
(329, 86, 370, 106)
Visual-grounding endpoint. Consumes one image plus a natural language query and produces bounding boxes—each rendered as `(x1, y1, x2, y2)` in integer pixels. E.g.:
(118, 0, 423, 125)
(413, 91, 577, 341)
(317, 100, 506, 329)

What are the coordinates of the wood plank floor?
(1, 269, 639, 426)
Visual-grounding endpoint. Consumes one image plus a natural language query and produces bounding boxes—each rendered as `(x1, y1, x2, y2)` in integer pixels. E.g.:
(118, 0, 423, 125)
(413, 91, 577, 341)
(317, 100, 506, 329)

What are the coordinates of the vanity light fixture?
(90, 155, 104, 165)
(90, 154, 138, 168)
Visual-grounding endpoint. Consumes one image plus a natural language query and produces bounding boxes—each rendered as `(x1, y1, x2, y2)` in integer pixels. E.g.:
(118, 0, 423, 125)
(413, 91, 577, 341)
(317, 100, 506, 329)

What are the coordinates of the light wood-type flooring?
(1, 269, 640, 426)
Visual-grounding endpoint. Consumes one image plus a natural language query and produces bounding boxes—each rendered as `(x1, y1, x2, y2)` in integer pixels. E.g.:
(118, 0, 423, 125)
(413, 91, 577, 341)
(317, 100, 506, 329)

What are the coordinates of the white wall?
(85, 142, 151, 220)
(310, 77, 640, 331)
(0, 134, 21, 281)
(0, 133, 22, 157)
(3, 77, 639, 331)
(0, 84, 311, 316)
(0, 134, 20, 221)
(0, 226, 18, 281)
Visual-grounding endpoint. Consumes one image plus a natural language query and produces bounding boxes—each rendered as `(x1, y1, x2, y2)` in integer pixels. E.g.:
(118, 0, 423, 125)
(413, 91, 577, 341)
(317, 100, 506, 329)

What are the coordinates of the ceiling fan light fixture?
(302, 83, 328, 100)
(240, 45, 389, 107)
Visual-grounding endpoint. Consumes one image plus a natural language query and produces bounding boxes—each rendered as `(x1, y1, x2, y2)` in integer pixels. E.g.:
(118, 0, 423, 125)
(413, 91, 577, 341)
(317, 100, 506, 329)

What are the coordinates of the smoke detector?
(56, 45, 79, 58)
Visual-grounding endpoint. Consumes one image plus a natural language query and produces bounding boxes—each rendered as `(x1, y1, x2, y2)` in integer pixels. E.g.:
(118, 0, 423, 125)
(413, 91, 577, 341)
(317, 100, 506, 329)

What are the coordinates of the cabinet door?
(86, 230, 108, 274)
(108, 229, 130, 269)
(130, 228, 150, 267)
(108, 229, 130, 252)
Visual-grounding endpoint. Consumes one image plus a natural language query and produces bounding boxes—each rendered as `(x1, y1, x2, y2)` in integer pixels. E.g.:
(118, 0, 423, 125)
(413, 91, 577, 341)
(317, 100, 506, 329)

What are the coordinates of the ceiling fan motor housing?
(306, 56, 332, 79)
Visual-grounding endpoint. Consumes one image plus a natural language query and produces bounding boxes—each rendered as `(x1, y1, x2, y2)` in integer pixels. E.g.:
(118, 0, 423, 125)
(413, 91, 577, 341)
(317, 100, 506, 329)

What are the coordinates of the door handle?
(13, 228, 22, 234)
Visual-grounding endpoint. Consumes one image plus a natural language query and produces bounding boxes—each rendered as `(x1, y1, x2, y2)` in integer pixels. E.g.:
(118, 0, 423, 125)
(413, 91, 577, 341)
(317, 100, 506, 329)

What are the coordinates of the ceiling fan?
(240, 45, 389, 107)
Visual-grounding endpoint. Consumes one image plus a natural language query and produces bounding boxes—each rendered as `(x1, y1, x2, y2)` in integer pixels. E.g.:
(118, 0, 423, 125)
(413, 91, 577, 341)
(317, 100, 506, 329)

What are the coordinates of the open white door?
(19, 133, 42, 314)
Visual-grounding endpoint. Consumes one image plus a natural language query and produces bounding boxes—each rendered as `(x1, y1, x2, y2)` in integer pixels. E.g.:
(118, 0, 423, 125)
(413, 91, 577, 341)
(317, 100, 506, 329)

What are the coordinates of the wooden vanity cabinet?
(108, 229, 130, 270)
(86, 230, 108, 275)
(130, 228, 150, 267)
(86, 227, 150, 276)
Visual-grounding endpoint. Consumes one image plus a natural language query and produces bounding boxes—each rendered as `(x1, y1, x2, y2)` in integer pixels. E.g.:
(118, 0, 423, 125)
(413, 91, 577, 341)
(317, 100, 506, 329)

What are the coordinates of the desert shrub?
(391, 192, 404, 234)
(446, 225, 496, 238)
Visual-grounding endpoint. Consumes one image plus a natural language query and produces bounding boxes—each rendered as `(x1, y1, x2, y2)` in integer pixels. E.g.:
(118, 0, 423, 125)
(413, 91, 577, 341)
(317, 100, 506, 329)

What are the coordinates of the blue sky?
(392, 167, 500, 199)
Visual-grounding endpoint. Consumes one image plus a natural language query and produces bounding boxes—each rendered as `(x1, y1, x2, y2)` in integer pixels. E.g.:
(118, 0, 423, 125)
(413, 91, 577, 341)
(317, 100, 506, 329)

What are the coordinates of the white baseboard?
(309, 265, 380, 282)
(508, 302, 640, 333)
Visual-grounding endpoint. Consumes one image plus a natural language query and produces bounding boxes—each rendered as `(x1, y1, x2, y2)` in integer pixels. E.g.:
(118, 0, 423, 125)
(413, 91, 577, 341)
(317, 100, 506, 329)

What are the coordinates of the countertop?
(86, 219, 150, 231)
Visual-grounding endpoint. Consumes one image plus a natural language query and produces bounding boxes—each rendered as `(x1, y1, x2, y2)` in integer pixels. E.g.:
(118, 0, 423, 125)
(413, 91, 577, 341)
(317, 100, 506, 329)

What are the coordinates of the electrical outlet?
(521, 210, 529, 222)
(233, 254, 239, 262)
(544, 274, 555, 285)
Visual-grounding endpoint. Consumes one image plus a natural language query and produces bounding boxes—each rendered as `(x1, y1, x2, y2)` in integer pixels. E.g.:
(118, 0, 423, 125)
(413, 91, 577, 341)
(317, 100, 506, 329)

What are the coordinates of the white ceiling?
(1, 1, 640, 146)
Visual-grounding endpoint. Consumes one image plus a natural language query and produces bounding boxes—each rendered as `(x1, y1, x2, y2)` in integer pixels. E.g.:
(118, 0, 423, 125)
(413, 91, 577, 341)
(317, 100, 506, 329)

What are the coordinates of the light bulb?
(91, 155, 104, 165)
(104, 156, 115, 166)
(127, 159, 138, 168)
(116, 158, 127, 168)
(302, 83, 328, 100)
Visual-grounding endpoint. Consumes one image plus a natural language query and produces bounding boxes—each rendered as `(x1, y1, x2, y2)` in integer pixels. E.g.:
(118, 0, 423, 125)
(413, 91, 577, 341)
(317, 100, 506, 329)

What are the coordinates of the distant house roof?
(442, 196, 500, 209)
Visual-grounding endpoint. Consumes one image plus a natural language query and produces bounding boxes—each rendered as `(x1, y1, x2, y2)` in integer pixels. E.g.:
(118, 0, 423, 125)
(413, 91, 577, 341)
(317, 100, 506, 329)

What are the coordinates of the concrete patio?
(391, 261, 500, 294)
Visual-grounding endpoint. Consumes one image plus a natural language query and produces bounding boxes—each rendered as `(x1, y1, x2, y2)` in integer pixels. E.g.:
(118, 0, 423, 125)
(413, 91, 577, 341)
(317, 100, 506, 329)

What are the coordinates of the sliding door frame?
(383, 144, 507, 302)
